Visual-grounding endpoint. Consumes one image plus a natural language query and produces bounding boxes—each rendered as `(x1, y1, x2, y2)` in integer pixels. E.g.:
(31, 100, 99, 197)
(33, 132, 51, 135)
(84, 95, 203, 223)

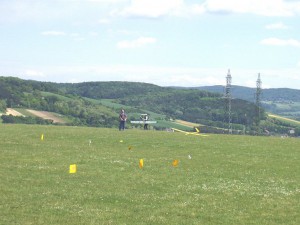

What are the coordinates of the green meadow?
(0, 124, 299, 225)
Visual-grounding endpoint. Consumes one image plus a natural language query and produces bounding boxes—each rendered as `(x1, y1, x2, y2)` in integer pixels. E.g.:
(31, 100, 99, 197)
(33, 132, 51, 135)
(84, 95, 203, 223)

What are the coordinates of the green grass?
(0, 124, 299, 224)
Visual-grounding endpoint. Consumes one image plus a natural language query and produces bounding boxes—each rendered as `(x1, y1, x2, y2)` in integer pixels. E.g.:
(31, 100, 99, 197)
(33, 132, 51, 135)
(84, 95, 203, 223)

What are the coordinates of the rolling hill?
(193, 85, 300, 120)
(1, 76, 300, 136)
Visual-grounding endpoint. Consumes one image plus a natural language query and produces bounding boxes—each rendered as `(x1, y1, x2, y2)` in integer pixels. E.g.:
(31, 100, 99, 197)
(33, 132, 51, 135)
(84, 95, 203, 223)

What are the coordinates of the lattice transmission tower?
(255, 73, 262, 126)
(224, 69, 232, 134)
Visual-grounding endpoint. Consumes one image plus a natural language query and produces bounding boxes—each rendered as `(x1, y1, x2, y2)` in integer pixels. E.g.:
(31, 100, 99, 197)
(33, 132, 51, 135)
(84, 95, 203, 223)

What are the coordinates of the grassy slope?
(0, 124, 299, 225)
(268, 113, 300, 126)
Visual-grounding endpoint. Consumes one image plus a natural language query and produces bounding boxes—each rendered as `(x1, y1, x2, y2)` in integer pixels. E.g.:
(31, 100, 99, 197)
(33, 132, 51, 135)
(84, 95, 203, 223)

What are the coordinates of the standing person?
(140, 114, 149, 130)
(143, 114, 149, 130)
(119, 109, 127, 131)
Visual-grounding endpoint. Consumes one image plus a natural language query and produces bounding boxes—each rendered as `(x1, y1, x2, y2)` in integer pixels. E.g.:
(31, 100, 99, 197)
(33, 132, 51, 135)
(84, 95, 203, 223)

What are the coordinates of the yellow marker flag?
(41, 134, 44, 141)
(172, 159, 179, 167)
(69, 164, 77, 174)
(139, 159, 144, 169)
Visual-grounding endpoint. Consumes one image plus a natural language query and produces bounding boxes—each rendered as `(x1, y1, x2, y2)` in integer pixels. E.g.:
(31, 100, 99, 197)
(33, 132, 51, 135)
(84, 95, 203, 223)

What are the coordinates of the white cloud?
(265, 22, 289, 29)
(87, 0, 127, 3)
(202, 0, 298, 16)
(41, 31, 66, 36)
(189, 4, 206, 15)
(0, 0, 125, 24)
(261, 38, 300, 47)
(0, 1, 74, 23)
(117, 37, 156, 48)
(3, 0, 300, 26)
(115, 0, 185, 18)
(110, 0, 300, 19)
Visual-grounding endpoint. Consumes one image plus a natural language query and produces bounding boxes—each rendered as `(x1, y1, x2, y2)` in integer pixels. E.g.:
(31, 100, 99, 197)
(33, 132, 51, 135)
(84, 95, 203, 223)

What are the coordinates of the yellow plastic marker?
(139, 159, 144, 169)
(172, 159, 179, 167)
(41, 134, 44, 141)
(69, 164, 77, 174)
(120, 140, 123, 143)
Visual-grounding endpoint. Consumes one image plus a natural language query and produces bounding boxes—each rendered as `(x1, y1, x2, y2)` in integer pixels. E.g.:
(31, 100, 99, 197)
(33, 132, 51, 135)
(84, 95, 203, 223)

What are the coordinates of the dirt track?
(26, 109, 65, 123)
(4, 108, 64, 123)
(5, 108, 24, 116)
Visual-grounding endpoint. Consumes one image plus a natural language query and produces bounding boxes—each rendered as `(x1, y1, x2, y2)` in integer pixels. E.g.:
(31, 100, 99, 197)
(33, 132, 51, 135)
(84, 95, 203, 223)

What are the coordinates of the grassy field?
(0, 124, 299, 225)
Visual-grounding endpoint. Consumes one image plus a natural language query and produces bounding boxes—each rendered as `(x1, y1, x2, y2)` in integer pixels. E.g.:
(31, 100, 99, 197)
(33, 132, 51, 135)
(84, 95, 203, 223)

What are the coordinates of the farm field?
(268, 113, 300, 126)
(4, 108, 68, 124)
(0, 124, 299, 225)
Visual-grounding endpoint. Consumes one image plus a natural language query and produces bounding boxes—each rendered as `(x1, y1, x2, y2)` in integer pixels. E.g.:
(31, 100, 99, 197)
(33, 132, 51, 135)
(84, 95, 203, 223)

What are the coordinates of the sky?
(1, 0, 300, 89)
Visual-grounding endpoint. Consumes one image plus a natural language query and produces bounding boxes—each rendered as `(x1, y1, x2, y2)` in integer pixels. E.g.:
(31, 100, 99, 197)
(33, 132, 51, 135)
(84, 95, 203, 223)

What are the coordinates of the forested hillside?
(195, 85, 300, 120)
(189, 85, 300, 102)
(61, 81, 167, 99)
(1, 76, 299, 136)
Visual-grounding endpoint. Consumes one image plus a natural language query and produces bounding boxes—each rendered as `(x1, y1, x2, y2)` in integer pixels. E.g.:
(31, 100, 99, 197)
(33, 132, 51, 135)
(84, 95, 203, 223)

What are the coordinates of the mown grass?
(0, 124, 299, 225)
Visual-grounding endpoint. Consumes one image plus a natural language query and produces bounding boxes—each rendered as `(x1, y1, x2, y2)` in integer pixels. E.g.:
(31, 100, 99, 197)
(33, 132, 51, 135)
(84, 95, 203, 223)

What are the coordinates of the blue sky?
(1, 0, 300, 89)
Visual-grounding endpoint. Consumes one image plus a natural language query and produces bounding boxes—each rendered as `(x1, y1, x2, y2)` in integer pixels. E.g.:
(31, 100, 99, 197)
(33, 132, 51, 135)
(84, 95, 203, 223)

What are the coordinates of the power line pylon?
(255, 73, 262, 126)
(224, 69, 232, 134)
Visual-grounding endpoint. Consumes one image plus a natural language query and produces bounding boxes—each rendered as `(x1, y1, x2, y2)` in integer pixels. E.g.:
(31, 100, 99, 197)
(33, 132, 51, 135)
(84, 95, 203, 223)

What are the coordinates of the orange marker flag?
(69, 164, 77, 174)
(172, 159, 179, 167)
(139, 159, 144, 169)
